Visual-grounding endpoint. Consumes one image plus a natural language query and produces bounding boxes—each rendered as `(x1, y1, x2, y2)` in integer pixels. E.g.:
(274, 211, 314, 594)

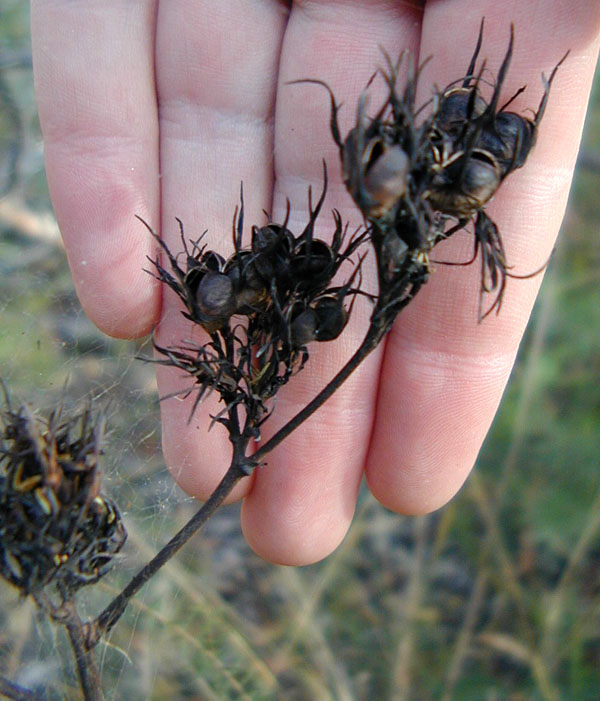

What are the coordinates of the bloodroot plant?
(93, 19, 567, 656)
(115, 26, 567, 602)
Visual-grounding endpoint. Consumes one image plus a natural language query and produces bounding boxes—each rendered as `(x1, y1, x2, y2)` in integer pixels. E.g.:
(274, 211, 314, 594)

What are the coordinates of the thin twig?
(540, 485, 600, 672)
(391, 515, 428, 700)
(86, 458, 248, 648)
(253, 323, 382, 463)
(62, 601, 104, 701)
(33, 593, 104, 701)
(278, 567, 355, 700)
(469, 473, 559, 699)
(86, 322, 383, 649)
(442, 570, 489, 700)
(0, 675, 42, 701)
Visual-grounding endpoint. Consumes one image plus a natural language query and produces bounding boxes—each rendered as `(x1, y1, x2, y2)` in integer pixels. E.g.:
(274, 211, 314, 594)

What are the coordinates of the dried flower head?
(144, 170, 366, 431)
(0, 393, 126, 596)
(297, 20, 567, 320)
(427, 21, 568, 316)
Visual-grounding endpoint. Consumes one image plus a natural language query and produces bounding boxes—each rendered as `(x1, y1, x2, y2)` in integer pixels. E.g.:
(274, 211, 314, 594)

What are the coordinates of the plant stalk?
(253, 323, 382, 462)
(87, 283, 413, 648)
(86, 458, 248, 649)
(62, 601, 103, 701)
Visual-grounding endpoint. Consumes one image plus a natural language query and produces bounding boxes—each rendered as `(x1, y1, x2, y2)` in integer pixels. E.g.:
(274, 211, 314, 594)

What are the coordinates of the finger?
(366, 1, 600, 513)
(241, 0, 425, 565)
(153, 0, 289, 500)
(31, 1, 160, 338)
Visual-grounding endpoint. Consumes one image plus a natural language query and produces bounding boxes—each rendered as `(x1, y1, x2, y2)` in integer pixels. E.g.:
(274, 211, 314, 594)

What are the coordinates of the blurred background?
(1, 3, 599, 699)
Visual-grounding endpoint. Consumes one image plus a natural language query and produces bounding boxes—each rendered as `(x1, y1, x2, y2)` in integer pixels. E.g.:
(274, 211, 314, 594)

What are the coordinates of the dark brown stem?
(253, 323, 382, 462)
(87, 325, 383, 648)
(86, 457, 249, 649)
(0, 675, 42, 701)
(86, 280, 408, 650)
(84, 329, 382, 650)
(62, 601, 103, 701)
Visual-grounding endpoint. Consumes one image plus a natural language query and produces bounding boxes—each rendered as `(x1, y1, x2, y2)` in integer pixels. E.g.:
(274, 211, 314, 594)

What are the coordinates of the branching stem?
(87, 304, 402, 648)
(85, 450, 249, 649)
(62, 601, 104, 701)
(85, 325, 383, 649)
(253, 323, 382, 462)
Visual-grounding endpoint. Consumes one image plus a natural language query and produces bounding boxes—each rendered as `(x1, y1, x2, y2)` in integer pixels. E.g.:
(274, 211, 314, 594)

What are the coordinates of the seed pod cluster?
(305, 21, 566, 320)
(145, 170, 365, 428)
(426, 24, 567, 314)
(0, 399, 126, 595)
(145, 22, 566, 434)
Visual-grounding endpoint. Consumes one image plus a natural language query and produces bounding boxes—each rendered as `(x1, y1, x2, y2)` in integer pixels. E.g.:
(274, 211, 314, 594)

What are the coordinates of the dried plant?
(0, 392, 126, 598)
(143, 166, 366, 442)
(91, 26, 567, 655)
(300, 21, 566, 319)
(0, 22, 568, 701)
(0, 388, 126, 700)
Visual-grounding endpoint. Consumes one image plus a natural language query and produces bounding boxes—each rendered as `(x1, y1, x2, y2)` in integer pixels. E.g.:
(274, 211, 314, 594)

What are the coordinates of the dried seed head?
(0, 399, 126, 595)
(434, 87, 488, 131)
(251, 223, 295, 283)
(295, 22, 566, 326)
(289, 291, 350, 348)
(477, 111, 536, 174)
(147, 166, 367, 429)
(290, 307, 319, 347)
(340, 128, 411, 222)
(184, 251, 227, 296)
(311, 294, 349, 342)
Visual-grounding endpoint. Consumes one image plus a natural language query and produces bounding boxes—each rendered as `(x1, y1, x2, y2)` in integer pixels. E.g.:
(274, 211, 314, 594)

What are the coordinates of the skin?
(31, 1, 600, 565)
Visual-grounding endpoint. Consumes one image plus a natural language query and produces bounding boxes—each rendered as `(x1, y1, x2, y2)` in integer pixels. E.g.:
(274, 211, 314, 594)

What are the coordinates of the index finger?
(31, 1, 161, 338)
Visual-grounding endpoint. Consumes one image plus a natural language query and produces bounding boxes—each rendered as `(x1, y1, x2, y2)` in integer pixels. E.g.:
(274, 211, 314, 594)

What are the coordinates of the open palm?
(31, 1, 600, 564)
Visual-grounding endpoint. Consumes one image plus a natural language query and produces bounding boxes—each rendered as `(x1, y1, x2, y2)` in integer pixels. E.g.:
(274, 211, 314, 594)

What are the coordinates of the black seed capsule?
(362, 144, 410, 219)
(477, 111, 536, 175)
(435, 87, 488, 134)
(292, 238, 335, 289)
(291, 308, 319, 347)
(251, 224, 295, 282)
(429, 150, 501, 217)
(196, 272, 235, 318)
(313, 295, 348, 342)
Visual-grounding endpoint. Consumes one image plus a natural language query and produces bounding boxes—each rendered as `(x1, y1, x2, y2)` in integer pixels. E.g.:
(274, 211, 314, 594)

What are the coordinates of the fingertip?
(69, 253, 159, 339)
(364, 338, 510, 519)
(32, 0, 161, 338)
(241, 492, 353, 566)
(366, 457, 472, 516)
(59, 206, 161, 338)
(158, 377, 251, 504)
(238, 368, 370, 566)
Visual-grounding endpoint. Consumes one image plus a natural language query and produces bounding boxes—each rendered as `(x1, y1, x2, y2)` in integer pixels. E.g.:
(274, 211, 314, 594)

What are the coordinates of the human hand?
(31, 1, 600, 565)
